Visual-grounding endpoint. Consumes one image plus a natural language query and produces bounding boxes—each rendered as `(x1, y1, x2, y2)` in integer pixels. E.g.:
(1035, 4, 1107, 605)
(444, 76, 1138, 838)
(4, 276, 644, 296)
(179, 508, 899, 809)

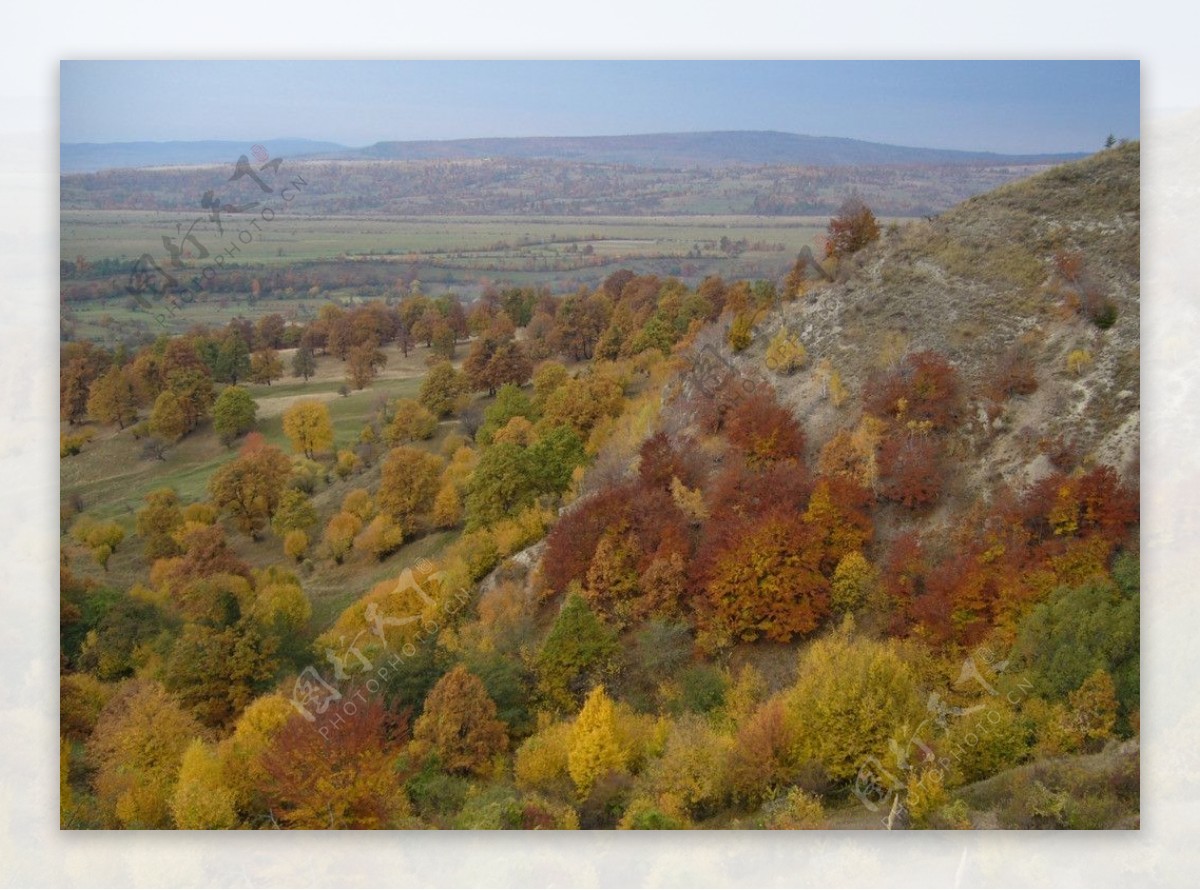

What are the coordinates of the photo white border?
(3, 2, 1196, 885)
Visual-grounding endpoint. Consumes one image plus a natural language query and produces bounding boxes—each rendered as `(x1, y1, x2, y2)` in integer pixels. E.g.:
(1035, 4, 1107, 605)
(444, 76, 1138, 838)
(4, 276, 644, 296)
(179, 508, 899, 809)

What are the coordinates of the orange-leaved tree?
(412, 665, 509, 776)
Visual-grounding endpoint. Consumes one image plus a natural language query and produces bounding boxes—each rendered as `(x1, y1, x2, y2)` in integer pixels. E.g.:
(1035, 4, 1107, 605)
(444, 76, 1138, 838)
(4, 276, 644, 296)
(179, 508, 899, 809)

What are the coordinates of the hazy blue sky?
(60, 61, 1139, 153)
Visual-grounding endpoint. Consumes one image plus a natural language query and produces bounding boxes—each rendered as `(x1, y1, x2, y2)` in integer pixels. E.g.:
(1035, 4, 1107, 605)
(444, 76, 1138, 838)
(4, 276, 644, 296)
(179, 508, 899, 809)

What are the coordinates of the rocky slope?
(677, 143, 1139, 522)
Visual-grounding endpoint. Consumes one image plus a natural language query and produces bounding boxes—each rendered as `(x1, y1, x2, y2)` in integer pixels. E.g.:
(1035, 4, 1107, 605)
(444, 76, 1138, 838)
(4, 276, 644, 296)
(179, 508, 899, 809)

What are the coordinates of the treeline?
(61, 157, 1048, 218)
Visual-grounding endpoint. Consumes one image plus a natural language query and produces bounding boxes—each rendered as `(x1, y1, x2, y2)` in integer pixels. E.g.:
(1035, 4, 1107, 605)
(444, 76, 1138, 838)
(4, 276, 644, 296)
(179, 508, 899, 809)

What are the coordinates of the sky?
(60, 60, 1140, 154)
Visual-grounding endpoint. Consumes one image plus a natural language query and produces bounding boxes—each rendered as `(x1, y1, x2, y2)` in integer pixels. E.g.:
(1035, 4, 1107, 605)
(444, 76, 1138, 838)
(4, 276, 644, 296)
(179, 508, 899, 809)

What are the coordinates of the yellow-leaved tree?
(171, 739, 237, 829)
(568, 685, 627, 798)
(281, 399, 334, 459)
(87, 680, 201, 828)
(217, 692, 295, 816)
(783, 619, 926, 782)
(830, 551, 879, 616)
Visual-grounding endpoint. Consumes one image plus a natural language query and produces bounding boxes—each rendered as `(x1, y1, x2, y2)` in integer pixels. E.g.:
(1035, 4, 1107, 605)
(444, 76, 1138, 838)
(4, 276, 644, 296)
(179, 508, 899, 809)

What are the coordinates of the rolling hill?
(61, 131, 1085, 174)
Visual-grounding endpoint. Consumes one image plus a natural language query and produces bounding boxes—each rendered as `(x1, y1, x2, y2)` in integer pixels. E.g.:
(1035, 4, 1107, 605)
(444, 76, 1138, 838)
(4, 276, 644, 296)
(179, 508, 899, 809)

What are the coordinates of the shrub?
(453, 785, 524, 829)
(878, 432, 943, 508)
(824, 197, 880, 260)
(640, 715, 731, 821)
(70, 516, 126, 569)
(783, 621, 924, 782)
(514, 719, 573, 795)
(387, 399, 438, 444)
(864, 350, 962, 430)
(761, 787, 827, 829)
(765, 328, 806, 375)
(727, 311, 755, 352)
(334, 449, 359, 480)
(906, 766, 948, 828)
(271, 489, 316, 537)
(998, 779, 1069, 829)
(353, 515, 405, 561)
(724, 388, 806, 466)
(60, 430, 93, 457)
(677, 664, 727, 715)
(726, 698, 796, 804)
(1066, 348, 1093, 376)
(282, 530, 308, 562)
(619, 797, 685, 829)
(941, 696, 1030, 786)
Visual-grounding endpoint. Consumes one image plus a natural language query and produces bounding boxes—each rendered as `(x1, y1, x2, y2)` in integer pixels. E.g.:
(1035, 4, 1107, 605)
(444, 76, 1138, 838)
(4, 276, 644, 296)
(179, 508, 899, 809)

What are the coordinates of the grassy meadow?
(61, 342, 474, 632)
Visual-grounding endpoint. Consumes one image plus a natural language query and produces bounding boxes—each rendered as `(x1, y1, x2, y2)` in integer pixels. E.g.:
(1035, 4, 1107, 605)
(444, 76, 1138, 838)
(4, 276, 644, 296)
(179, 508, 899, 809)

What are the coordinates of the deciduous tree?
(282, 399, 333, 458)
(419, 362, 467, 418)
(322, 510, 363, 564)
(136, 488, 184, 560)
(377, 446, 444, 532)
(87, 365, 138, 428)
(211, 385, 257, 446)
(260, 697, 413, 829)
(87, 680, 201, 828)
(704, 510, 828, 642)
(568, 685, 626, 797)
(413, 665, 509, 776)
(346, 341, 387, 390)
(291, 344, 317, 382)
(249, 348, 283, 385)
(536, 592, 619, 711)
(207, 434, 292, 539)
(824, 197, 880, 260)
(783, 622, 925, 782)
(149, 390, 187, 443)
(171, 739, 237, 829)
(387, 399, 438, 444)
(163, 619, 280, 727)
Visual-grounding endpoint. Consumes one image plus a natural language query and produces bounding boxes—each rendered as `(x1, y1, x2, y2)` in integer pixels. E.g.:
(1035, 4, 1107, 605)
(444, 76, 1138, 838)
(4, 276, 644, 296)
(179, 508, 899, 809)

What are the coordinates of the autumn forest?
(59, 136, 1140, 831)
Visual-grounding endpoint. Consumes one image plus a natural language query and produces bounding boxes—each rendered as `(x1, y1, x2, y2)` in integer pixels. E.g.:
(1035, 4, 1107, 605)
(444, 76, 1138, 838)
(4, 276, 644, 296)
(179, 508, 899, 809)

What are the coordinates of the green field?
(62, 210, 856, 343)
(60, 210, 832, 265)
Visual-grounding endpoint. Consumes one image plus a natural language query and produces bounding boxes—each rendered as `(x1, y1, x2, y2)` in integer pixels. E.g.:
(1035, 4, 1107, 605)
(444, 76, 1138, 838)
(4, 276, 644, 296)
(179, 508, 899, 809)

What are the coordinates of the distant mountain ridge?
(59, 139, 349, 174)
(354, 131, 1085, 168)
(61, 131, 1085, 174)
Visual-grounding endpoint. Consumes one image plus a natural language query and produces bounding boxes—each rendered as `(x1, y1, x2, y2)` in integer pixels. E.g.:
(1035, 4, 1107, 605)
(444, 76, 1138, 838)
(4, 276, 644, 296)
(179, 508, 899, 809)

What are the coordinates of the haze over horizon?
(60, 61, 1139, 155)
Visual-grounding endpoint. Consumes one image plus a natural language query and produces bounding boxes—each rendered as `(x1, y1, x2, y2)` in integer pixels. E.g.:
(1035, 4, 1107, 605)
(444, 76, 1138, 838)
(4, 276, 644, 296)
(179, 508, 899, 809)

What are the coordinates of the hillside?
(676, 142, 1140, 514)
(59, 145, 1139, 832)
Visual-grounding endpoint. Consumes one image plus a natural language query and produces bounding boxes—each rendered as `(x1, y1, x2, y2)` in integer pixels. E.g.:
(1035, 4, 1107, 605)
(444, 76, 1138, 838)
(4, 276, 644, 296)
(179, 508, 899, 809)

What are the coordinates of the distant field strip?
(61, 211, 835, 264)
